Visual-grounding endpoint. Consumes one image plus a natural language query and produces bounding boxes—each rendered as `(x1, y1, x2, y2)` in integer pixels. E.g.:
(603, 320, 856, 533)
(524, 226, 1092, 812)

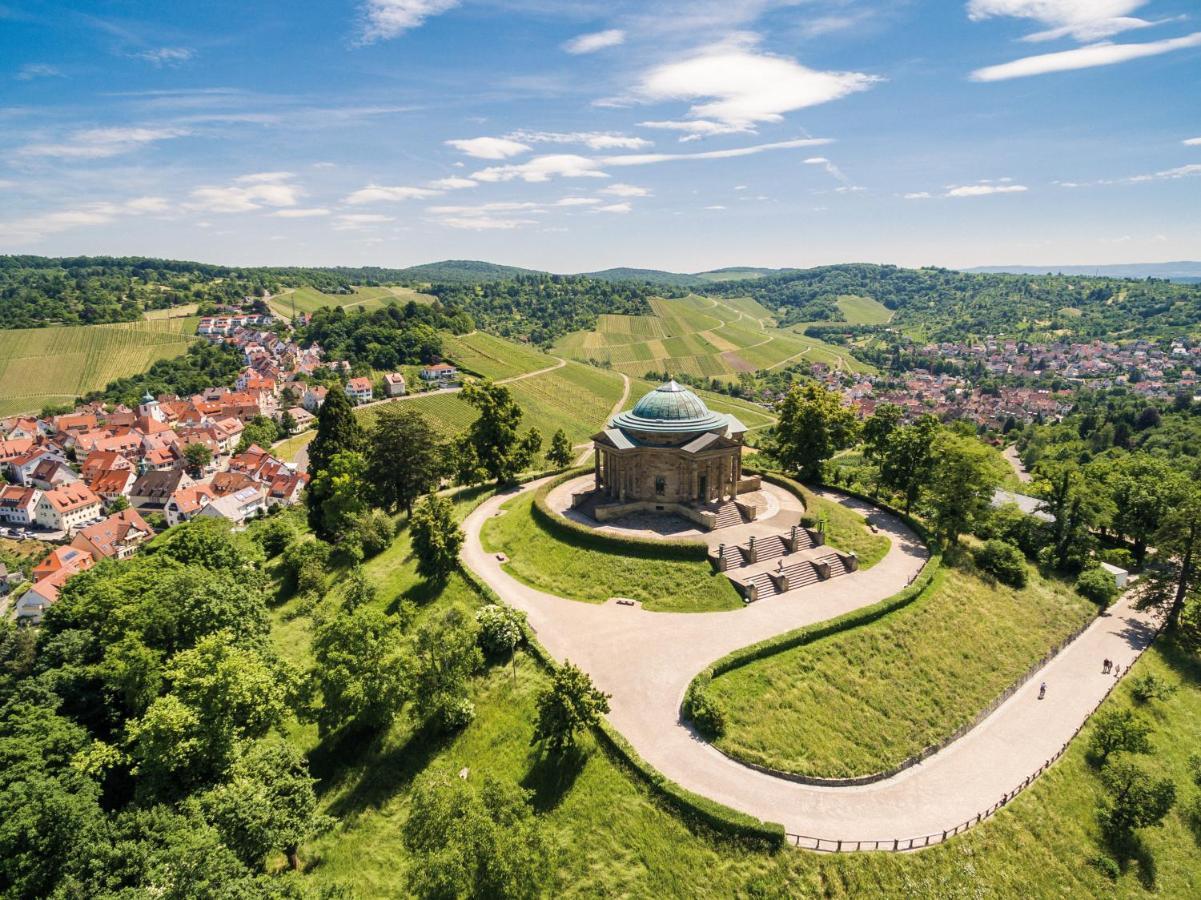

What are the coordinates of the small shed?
(1098, 561, 1129, 590)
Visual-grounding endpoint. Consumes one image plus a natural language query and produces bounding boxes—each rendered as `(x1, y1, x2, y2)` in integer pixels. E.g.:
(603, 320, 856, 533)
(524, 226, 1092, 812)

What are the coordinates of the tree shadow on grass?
(521, 745, 587, 813)
(1105, 827, 1159, 890)
(393, 574, 448, 610)
(308, 718, 455, 819)
(1155, 635, 1201, 687)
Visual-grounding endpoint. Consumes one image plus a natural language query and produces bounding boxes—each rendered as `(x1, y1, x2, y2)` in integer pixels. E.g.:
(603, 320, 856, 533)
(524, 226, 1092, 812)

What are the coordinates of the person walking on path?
(1103, 658, 1111, 674)
(1038, 682, 1047, 700)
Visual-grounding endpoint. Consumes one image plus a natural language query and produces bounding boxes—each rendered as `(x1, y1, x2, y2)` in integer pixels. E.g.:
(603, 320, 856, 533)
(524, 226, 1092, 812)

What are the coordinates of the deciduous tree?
(307, 606, 407, 736)
(410, 493, 463, 581)
(456, 381, 542, 485)
(546, 428, 574, 469)
(923, 431, 1002, 546)
(365, 406, 447, 514)
(532, 661, 610, 754)
(771, 382, 860, 482)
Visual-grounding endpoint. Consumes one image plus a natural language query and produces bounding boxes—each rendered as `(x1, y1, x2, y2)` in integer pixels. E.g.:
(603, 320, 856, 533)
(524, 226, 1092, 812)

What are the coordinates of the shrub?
(1076, 566, 1120, 605)
(348, 508, 395, 558)
(475, 604, 526, 658)
(685, 684, 727, 739)
(1087, 708, 1152, 764)
(1097, 547, 1135, 571)
(982, 504, 1049, 559)
(1089, 855, 1121, 881)
(282, 540, 331, 597)
(255, 516, 297, 558)
(1129, 671, 1177, 704)
(973, 539, 1028, 588)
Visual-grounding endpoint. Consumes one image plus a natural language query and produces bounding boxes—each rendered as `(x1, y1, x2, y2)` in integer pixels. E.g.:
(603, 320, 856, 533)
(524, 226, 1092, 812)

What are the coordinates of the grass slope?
(0, 317, 198, 416)
(707, 559, 1096, 778)
(442, 331, 557, 381)
(481, 492, 743, 612)
(554, 294, 872, 381)
(835, 295, 893, 325)
(275, 489, 1201, 898)
(267, 285, 434, 319)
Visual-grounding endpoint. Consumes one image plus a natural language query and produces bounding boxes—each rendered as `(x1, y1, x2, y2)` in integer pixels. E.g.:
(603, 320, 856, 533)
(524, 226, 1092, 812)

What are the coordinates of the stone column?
(594, 448, 601, 490)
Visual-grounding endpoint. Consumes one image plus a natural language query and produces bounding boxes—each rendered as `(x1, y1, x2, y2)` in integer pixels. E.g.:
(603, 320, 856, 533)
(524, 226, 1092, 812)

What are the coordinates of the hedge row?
(529, 468, 711, 561)
(455, 558, 786, 848)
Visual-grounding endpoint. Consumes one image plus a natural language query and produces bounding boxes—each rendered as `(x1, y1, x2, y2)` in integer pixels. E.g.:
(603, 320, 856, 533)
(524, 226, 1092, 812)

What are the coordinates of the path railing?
(783, 617, 1162, 852)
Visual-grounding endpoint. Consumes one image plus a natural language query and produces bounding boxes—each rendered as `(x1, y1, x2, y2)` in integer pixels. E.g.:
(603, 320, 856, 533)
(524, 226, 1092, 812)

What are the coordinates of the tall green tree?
(771, 382, 860, 482)
(307, 606, 408, 736)
(403, 768, 553, 900)
(183, 441, 212, 476)
(365, 406, 447, 514)
(1036, 460, 1106, 571)
(1139, 479, 1201, 636)
(923, 431, 1002, 546)
(546, 428, 574, 469)
(1108, 454, 1185, 566)
(1099, 757, 1176, 842)
(236, 416, 280, 453)
(861, 402, 903, 463)
(456, 381, 542, 485)
(878, 414, 940, 513)
(199, 739, 330, 871)
(410, 493, 464, 581)
(410, 607, 483, 732)
(532, 661, 611, 755)
(307, 450, 369, 541)
(306, 386, 364, 532)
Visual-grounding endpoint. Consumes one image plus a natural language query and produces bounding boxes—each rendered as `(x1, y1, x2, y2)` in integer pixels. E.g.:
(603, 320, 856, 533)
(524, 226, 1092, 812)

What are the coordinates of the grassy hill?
(584, 268, 707, 289)
(553, 294, 872, 380)
(835, 294, 893, 325)
(0, 318, 199, 417)
(393, 259, 547, 284)
(267, 285, 434, 319)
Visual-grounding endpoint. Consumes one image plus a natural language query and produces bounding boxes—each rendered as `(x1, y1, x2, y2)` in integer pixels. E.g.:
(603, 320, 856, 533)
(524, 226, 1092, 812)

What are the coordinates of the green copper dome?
(610, 380, 728, 434)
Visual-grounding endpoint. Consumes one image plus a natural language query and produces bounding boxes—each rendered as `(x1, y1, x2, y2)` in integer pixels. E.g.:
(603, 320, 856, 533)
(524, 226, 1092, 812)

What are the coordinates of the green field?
(835, 295, 893, 325)
(480, 491, 743, 612)
(270, 487, 1201, 898)
(267, 285, 434, 319)
(554, 294, 872, 381)
(0, 318, 199, 417)
(442, 331, 560, 381)
(706, 559, 1096, 778)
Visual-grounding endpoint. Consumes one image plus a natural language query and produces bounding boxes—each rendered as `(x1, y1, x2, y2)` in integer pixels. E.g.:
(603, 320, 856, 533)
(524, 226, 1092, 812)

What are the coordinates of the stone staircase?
(709, 500, 746, 530)
(719, 543, 747, 569)
(746, 571, 780, 601)
(750, 534, 787, 563)
(781, 560, 821, 590)
(817, 552, 849, 578)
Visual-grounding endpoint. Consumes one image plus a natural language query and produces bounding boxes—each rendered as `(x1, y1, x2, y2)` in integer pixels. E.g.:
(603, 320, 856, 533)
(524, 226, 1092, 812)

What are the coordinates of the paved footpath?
(461, 477, 1160, 846)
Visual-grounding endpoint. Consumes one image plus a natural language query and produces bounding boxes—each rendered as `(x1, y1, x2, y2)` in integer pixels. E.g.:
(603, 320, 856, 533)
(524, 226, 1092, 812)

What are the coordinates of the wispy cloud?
(358, 0, 459, 43)
(903, 191, 932, 199)
(271, 208, 331, 218)
(1060, 163, 1201, 187)
(16, 63, 64, 81)
(445, 136, 531, 159)
(945, 181, 1028, 197)
(596, 202, 632, 213)
(135, 47, 194, 66)
(600, 183, 651, 197)
(427, 176, 477, 189)
(632, 37, 879, 138)
(972, 31, 1201, 81)
(563, 29, 626, 54)
(508, 130, 652, 151)
(187, 172, 303, 213)
(17, 126, 189, 159)
(344, 184, 442, 204)
(1184, 137, 1201, 146)
(0, 195, 169, 243)
(804, 155, 853, 185)
(967, 0, 1159, 43)
(333, 212, 395, 230)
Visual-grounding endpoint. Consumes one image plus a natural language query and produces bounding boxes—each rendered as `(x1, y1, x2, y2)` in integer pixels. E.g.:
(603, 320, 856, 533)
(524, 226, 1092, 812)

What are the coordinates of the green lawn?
(480, 492, 743, 612)
(706, 559, 1097, 778)
(803, 489, 892, 570)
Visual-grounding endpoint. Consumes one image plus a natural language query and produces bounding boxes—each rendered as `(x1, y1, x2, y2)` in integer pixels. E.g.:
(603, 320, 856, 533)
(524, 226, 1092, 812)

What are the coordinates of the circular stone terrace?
(544, 472, 802, 548)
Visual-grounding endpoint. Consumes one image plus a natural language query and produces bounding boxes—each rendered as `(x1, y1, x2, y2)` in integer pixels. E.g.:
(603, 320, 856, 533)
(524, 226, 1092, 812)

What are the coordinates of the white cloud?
(437, 215, 537, 230)
(271, 208, 331, 218)
(426, 202, 542, 230)
(1124, 163, 1201, 183)
(0, 195, 170, 243)
(344, 184, 443, 204)
(804, 155, 852, 185)
(187, 172, 303, 213)
(903, 191, 932, 199)
(704, 204, 727, 210)
(445, 136, 531, 159)
(472, 154, 607, 183)
(635, 39, 880, 134)
(136, 47, 195, 66)
(18, 126, 189, 159)
(600, 183, 651, 197)
(966, 0, 1156, 42)
(638, 119, 748, 141)
(603, 138, 832, 167)
(555, 197, 603, 206)
(427, 201, 542, 215)
(16, 63, 64, 80)
(972, 31, 1201, 81)
(333, 213, 395, 230)
(945, 182, 1029, 197)
(509, 130, 652, 151)
(427, 176, 477, 189)
(595, 202, 632, 214)
(1184, 137, 1201, 146)
(358, 0, 459, 43)
(563, 29, 626, 54)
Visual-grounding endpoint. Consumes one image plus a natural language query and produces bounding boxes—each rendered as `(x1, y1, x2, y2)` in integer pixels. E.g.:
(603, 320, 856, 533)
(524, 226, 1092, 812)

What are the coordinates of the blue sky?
(1, 0, 1199, 272)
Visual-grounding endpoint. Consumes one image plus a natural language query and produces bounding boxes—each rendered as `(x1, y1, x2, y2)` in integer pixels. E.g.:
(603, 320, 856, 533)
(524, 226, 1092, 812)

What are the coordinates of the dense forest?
(704, 264, 1201, 340)
(295, 301, 472, 370)
(428, 274, 671, 345)
(82, 341, 245, 410)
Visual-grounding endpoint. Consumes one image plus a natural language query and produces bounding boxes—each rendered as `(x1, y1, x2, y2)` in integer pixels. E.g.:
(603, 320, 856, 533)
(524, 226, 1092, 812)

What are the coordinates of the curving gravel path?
(461, 477, 1159, 845)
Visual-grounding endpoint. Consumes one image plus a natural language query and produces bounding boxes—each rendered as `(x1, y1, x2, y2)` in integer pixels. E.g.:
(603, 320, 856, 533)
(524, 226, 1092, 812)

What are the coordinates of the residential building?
(197, 485, 267, 525)
(345, 377, 374, 405)
(0, 485, 41, 524)
(35, 484, 102, 534)
(383, 372, 407, 397)
(32, 545, 95, 581)
(302, 384, 328, 412)
(71, 509, 153, 561)
(129, 469, 195, 509)
(165, 484, 217, 526)
(420, 363, 457, 382)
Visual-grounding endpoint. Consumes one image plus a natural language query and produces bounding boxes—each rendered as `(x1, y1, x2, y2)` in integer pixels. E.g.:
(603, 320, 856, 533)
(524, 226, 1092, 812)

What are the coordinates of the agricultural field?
(706, 559, 1096, 779)
(0, 318, 199, 417)
(442, 331, 559, 381)
(267, 285, 433, 320)
(835, 294, 893, 325)
(554, 293, 871, 380)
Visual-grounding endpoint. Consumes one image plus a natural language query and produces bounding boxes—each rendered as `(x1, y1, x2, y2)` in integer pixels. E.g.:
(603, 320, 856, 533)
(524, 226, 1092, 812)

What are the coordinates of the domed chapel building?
(583, 380, 762, 530)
